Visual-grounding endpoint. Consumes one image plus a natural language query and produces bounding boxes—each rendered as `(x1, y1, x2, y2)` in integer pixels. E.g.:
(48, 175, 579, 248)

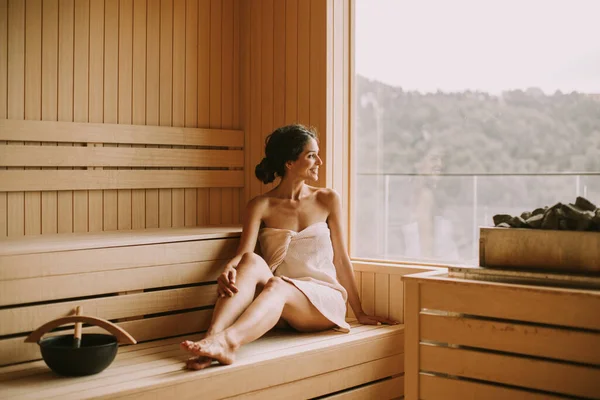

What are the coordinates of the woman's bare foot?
(185, 356, 213, 370)
(180, 332, 237, 367)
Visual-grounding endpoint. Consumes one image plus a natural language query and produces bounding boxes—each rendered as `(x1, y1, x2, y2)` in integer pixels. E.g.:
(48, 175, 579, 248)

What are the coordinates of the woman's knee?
(236, 252, 271, 278)
(262, 276, 288, 293)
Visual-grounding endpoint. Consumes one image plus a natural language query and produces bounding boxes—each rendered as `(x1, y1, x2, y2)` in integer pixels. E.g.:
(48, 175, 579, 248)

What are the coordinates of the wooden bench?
(0, 228, 405, 399)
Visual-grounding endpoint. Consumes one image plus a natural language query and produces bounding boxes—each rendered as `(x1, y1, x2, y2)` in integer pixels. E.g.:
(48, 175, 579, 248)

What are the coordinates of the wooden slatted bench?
(0, 227, 404, 399)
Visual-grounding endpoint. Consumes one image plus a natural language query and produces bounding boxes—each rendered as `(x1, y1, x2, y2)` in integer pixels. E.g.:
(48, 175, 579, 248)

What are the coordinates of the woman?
(181, 124, 397, 370)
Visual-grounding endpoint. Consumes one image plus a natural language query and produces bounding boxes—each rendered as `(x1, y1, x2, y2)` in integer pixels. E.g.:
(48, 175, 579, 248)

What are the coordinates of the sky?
(355, 0, 600, 94)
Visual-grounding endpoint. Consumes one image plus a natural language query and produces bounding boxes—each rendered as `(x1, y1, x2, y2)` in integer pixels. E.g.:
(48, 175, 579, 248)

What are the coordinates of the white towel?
(259, 221, 351, 333)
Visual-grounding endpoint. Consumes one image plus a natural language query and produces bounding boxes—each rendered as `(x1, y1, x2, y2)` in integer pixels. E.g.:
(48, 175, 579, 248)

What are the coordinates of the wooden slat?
(132, 0, 146, 126)
(0, 259, 223, 307)
(0, 226, 240, 256)
(0, 119, 245, 147)
(420, 344, 600, 398)
(58, 0, 75, 123)
(197, 188, 209, 224)
(272, 0, 285, 129)
(222, 0, 234, 131)
(41, 0, 60, 235)
(297, 0, 310, 125)
(375, 273, 389, 318)
(0, 0, 6, 238)
(24, 0, 43, 237)
(0, 285, 217, 336)
(227, 355, 404, 400)
(209, 187, 222, 225)
(0, 0, 6, 122)
(0, 146, 244, 168)
(240, 0, 250, 205)
(324, 376, 404, 400)
(347, 270, 361, 319)
(56, 0, 75, 233)
(158, 0, 173, 231)
(221, 188, 233, 224)
(144, 0, 160, 232)
(233, 0, 240, 128)
(361, 271, 375, 316)
(117, 0, 134, 232)
(182, 0, 197, 229)
(1, 235, 238, 278)
(389, 274, 404, 324)
(184, 189, 197, 226)
(419, 374, 565, 400)
(0, 170, 244, 192)
(72, 0, 89, 233)
(171, 0, 186, 230)
(208, 0, 223, 219)
(420, 313, 600, 366)
(104, 0, 119, 125)
(7, 0, 24, 123)
(0, 309, 213, 367)
(419, 278, 600, 331)
(88, 0, 104, 233)
(197, 0, 210, 129)
(210, 0, 222, 129)
(73, 0, 89, 124)
(6, 0, 25, 239)
(284, 0, 298, 124)
(83, 326, 404, 400)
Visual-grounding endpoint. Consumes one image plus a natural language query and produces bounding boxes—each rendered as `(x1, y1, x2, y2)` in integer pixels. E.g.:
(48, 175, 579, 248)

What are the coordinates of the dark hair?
(255, 124, 318, 184)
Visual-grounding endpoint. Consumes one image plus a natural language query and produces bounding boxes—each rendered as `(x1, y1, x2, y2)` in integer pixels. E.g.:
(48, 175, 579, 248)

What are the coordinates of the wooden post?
(404, 278, 420, 400)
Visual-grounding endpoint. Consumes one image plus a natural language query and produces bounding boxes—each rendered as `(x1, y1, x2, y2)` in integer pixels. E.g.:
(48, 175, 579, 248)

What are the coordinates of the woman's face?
(287, 138, 322, 181)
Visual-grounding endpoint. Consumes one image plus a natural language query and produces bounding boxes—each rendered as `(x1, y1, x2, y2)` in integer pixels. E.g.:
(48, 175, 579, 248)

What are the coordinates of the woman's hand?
(217, 264, 239, 298)
(356, 312, 399, 326)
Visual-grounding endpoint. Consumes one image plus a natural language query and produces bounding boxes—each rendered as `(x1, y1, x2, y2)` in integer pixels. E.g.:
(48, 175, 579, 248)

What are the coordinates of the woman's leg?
(206, 252, 273, 335)
(181, 277, 335, 369)
(181, 252, 272, 369)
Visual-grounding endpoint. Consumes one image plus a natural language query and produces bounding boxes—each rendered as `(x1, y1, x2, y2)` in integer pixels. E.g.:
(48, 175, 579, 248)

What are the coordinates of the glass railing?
(352, 172, 600, 265)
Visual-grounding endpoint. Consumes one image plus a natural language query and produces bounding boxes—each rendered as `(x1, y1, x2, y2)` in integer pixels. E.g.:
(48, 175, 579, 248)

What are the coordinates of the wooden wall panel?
(57, 0, 75, 234)
(73, 0, 90, 233)
(1, 0, 242, 236)
(0, 0, 6, 237)
(240, 0, 333, 202)
(198, 0, 211, 226)
(24, 0, 42, 236)
(41, 0, 59, 235)
(7, 0, 25, 237)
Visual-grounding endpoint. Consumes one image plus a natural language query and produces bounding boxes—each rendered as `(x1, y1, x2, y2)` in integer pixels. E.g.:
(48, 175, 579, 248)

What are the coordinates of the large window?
(352, 0, 600, 264)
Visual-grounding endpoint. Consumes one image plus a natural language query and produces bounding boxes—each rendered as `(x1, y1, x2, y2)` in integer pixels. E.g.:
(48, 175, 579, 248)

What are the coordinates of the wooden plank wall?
(0, 0, 242, 237)
(348, 262, 442, 324)
(240, 0, 328, 202)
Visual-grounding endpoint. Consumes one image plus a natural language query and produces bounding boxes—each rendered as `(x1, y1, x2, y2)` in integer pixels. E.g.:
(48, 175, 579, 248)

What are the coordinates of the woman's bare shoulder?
(312, 187, 340, 206)
(247, 194, 271, 214)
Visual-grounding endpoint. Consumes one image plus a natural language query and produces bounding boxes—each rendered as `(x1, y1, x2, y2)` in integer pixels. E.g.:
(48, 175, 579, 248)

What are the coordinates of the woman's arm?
(217, 196, 266, 297)
(325, 189, 398, 325)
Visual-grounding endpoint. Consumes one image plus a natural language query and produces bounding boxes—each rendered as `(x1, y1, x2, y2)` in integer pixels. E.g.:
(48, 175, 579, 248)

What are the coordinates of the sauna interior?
(0, 1, 598, 399)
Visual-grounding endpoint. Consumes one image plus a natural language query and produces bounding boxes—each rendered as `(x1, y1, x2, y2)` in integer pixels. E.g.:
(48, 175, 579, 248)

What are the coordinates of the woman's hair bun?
(255, 157, 276, 184)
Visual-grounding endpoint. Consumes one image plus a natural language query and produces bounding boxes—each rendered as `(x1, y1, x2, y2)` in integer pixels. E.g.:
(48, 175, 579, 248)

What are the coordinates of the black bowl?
(39, 334, 118, 376)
